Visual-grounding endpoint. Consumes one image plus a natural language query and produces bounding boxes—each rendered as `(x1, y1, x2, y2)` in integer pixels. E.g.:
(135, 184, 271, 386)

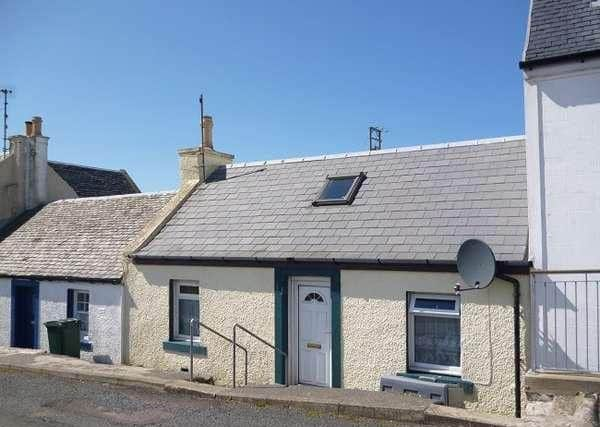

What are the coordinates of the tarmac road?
(0, 371, 413, 426)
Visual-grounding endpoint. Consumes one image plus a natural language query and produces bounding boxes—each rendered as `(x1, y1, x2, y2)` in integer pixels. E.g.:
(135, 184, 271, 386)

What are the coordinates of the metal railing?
(187, 319, 249, 386)
(232, 323, 287, 388)
(532, 272, 600, 373)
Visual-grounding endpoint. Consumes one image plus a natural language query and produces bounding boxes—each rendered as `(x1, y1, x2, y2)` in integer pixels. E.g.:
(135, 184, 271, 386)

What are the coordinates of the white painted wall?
(341, 270, 529, 416)
(127, 263, 528, 416)
(525, 58, 600, 271)
(0, 278, 11, 346)
(0, 278, 123, 364)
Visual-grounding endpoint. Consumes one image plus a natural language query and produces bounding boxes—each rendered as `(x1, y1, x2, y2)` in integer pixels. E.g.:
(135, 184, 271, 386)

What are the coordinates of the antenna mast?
(369, 126, 383, 151)
(1, 88, 12, 154)
(199, 94, 206, 182)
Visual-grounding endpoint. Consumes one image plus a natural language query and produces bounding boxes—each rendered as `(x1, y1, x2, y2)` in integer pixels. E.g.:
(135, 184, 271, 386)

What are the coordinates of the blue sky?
(2, 1, 530, 192)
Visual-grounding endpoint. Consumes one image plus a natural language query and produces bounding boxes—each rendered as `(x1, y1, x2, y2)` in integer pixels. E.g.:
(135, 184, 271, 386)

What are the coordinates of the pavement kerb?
(163, 380, 429, 423)
(0, 362, 169, 392)
(0, 350, 526, 425)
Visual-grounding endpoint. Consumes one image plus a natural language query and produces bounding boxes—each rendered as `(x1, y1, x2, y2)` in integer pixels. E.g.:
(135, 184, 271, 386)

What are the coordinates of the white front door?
(298, 284, 331, 387)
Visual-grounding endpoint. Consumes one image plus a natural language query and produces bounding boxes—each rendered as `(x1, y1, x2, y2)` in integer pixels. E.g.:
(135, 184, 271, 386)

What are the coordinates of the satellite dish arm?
(453, 280, 492, 294)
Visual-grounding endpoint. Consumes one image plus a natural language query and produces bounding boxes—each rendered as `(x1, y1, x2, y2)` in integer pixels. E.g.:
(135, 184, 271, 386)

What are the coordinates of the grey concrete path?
(0, 347, 522, 426)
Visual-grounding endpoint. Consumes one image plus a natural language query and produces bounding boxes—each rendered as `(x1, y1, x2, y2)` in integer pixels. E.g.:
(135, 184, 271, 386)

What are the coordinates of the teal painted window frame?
(274, 265, 341, 388)
(162, 340, 207, 356)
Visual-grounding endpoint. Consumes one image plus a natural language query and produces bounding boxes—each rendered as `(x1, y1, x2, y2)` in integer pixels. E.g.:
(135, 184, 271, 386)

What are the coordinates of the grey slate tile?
(137, 139, 528, 262)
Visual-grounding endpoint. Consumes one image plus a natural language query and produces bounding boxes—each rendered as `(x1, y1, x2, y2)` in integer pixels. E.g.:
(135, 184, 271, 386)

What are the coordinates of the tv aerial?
(454, 239, 496, 294)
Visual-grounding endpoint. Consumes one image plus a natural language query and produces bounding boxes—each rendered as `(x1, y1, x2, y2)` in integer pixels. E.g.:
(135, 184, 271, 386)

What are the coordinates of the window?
(408, 294, 461, 375)
(172, 281, 200, 341)
(304, 292, 325, 303)
(313, 173, 366, 206)
(73, 290, 89, 340)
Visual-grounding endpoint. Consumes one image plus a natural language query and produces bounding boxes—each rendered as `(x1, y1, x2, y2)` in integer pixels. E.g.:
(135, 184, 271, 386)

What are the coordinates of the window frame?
(312, 172, 366, 206)
(407, 293, 461, 376)
(73, 290, 90, 340)
(172, 280, 200, 342)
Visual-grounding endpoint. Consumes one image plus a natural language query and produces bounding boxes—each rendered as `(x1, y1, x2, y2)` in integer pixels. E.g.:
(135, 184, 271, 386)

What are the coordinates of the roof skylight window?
(313, 173, 366, 206)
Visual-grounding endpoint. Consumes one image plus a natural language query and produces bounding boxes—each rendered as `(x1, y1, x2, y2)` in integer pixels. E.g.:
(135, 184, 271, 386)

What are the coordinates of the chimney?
(31, 116, 43, 136)
(202, 115, 214, 149)
(178, 115, 234, 185)
(12, 116, 49, 210)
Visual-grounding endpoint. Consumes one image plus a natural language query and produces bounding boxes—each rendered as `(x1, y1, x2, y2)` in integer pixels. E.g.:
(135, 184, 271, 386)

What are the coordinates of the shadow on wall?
(534, 279, 598, 372)
(542, 72, 600, 108)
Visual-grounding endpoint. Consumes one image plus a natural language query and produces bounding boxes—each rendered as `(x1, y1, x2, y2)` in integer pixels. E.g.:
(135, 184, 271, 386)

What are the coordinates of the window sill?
(400, 372, 474, 394)
(162, 340, 207, 356)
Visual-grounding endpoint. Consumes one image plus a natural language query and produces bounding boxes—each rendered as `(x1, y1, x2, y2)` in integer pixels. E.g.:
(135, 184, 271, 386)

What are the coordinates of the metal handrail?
(232, 323, 288, 388)
(197, 321, 248, 386)
(187, 319, 249, 385)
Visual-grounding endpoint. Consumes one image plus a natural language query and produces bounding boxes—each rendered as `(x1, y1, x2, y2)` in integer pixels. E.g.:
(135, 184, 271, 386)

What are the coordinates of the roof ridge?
(48, 160, 127, 174)
(227, 135, 525, 169)
(49, 191, 176, 204)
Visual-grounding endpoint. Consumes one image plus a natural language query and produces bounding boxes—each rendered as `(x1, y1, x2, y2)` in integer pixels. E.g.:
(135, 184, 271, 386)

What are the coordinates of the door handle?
(306, 342, 321, 349)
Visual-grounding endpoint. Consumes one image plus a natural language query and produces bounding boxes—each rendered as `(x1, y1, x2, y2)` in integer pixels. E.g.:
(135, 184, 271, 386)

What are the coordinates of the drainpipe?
(496, 273, 521, 418)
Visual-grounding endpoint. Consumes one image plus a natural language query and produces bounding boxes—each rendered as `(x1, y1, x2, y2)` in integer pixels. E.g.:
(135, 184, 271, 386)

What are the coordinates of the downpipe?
(496, 273, 521, 418)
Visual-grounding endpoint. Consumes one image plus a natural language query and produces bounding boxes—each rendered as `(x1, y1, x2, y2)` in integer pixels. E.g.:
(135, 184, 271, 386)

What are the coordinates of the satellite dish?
(456, 239, 496, 289)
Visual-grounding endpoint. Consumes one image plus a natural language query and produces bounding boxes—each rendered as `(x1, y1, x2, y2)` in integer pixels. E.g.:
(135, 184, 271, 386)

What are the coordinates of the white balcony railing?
(532, 271, 600, 373)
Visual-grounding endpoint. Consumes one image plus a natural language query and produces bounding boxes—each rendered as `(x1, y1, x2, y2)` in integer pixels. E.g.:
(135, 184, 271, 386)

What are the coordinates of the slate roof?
(521, 0, 600, 67)
(136, 137, 528, 264)
(49, 161, 140, 197)
(0, 192, 173, 281)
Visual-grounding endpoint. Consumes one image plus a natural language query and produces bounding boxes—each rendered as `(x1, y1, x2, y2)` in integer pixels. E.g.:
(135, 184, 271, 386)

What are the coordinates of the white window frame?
(73, 290, 90, 340)
(172, 281, 200, 341)
(408, 293, 461, 376)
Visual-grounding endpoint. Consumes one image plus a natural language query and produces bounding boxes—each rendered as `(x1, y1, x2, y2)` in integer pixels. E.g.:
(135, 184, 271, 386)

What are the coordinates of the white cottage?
(0, 192, 172, 364)
(125, 115, 530, 416)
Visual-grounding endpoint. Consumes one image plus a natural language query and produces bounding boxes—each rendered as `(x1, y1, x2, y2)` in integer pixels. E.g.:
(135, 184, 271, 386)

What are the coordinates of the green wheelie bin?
(44, 318, 81, 358)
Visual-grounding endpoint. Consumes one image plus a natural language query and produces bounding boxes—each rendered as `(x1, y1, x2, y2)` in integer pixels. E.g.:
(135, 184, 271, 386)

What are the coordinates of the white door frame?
(287, 276, 332, 387)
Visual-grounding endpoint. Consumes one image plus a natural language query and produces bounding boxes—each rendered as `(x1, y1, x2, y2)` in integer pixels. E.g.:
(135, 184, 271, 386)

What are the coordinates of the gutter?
(130, 254, 531, 274)
(519, 49, 600, 70)
(0, 273, 121, 285)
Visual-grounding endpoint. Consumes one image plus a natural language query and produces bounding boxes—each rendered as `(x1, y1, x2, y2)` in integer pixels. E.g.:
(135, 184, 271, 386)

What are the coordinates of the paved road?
(0, 371, 413, 426)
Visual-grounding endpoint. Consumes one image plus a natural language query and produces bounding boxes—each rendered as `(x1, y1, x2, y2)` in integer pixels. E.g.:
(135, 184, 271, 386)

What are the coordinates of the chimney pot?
(31, 116, 43, 136)
(202, 115, 214, 150)
(25, 121, 33, 137)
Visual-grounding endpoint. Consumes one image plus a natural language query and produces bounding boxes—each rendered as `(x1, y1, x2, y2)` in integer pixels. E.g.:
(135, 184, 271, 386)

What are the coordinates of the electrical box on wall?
(380, 374, 449, 405)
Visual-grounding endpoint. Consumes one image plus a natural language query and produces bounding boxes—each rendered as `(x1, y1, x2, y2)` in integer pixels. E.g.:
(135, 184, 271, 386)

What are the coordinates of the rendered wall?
(0, 278, 11, 346)
(0, 278, 123, 364)
(341, 270, 529, 416)
(125, 263, 275, 386)
(0, 151, 20, 228)
(525, 59, 600, 270)
(47, 167, 77, 202)
(127, 263, 528, 415)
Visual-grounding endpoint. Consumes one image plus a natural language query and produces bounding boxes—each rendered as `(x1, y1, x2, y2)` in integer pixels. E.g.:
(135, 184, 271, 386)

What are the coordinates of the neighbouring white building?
(0, 117, 172, 363)
(521, 0, 600, 377)
(0, 192, 173, 364)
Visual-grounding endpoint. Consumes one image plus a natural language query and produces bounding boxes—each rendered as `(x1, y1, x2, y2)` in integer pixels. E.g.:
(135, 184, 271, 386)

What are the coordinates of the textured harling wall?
(125, 264, 275, 386)
(126, 264, 528, 415)
(341, 270, 529, 416)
